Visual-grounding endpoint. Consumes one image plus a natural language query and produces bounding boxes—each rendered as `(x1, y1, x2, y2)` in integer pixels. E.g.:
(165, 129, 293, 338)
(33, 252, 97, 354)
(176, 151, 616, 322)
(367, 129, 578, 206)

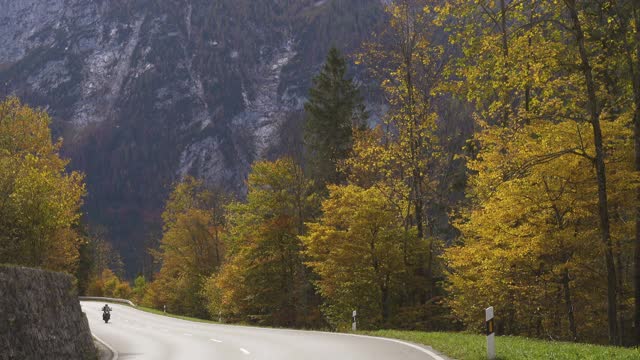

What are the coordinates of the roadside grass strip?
(137, 306, 220, 324)
(361, 330, 640, 360)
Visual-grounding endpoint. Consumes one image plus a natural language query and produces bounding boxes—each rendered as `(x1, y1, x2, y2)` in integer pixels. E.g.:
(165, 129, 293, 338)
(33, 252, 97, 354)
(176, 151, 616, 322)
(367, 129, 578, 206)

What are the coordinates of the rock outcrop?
(0, 0, 385, 274)
(0, 265, 95, 360)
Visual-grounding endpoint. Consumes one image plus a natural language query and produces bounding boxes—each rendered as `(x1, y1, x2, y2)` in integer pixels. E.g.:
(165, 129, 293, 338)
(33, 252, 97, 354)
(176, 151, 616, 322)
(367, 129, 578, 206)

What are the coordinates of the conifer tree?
(303, 47, 367, 190)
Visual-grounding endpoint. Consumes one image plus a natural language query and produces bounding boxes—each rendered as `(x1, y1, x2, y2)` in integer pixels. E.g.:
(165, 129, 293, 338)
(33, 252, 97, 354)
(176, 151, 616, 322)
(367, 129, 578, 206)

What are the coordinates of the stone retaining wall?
(0, 265, 95, 360)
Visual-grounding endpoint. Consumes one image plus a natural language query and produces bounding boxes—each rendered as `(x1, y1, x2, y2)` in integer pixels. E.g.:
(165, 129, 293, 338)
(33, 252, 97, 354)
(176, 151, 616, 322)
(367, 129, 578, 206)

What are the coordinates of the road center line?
(240, 348, 250, 355)
(210, 338, 222, 343)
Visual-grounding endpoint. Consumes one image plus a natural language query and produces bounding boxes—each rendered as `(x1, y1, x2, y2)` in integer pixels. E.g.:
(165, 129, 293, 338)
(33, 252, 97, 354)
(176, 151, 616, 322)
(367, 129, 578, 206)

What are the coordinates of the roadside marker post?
(352, 310, 357, 331)
(485, 306, 496, 360)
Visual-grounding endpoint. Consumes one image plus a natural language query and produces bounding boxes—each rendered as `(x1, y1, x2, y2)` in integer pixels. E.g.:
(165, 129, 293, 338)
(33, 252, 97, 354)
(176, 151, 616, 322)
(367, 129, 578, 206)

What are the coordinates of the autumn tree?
(0, 97, 86, 273)
(556, 0, 620, 342)
(203, 158, 320, 327)
(600, 0, 640, 342)
(87, 268, 133, 299)
(355, 0, 450, 304)
(439, 0, 640, 344)
(304, 46, 368, 190)
(301, 184, 419, 329)
(447, 118, 636, 341)
(145, 177, 227, 317)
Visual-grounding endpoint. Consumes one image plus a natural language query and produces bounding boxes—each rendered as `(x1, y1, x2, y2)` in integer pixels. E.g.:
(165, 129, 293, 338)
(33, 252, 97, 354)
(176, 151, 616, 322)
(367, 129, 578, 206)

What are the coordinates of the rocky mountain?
(0, 0, 385, 275)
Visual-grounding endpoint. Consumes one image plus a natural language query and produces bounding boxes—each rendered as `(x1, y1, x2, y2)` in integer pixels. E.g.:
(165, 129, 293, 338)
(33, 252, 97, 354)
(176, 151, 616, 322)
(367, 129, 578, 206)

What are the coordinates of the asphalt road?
(81, 302, 448, 360)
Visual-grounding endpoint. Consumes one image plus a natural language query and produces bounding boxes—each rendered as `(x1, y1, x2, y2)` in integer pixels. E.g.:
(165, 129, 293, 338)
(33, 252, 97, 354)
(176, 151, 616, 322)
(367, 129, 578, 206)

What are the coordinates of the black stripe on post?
(486, 318, 495, 335)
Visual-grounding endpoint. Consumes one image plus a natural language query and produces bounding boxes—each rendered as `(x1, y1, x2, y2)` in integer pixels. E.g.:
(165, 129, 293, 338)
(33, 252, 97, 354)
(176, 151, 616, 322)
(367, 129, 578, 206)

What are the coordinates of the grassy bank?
(361, 330, 640, 360)
(136, 306, 221, 324)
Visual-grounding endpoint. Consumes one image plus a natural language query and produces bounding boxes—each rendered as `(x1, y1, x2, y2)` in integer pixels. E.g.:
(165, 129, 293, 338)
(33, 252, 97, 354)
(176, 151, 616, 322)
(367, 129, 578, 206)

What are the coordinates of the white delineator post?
(352, 310, 357, 331)
(485, 306, 496, 360)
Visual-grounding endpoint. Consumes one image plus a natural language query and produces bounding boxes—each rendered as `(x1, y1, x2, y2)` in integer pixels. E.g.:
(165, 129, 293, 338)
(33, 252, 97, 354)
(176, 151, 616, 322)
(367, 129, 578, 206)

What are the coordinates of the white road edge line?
(339, 333, 447, 360)
(93, 334, 119, 360)
(240, 348, 250, 355)
(210, 338, 223, 343)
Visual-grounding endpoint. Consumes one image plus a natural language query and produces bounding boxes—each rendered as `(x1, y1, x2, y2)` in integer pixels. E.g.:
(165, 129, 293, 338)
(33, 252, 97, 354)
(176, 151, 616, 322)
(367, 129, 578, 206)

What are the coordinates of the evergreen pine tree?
(303, 47, 368, 190)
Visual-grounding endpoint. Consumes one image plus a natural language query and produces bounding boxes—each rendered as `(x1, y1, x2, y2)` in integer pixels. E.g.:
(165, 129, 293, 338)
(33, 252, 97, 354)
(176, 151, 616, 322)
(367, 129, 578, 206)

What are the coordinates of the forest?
(0, 0, 639, 347)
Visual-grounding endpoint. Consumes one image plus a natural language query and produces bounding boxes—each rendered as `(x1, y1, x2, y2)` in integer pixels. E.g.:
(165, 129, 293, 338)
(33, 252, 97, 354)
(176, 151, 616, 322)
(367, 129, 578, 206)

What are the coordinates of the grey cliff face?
(0, 0, 384, 273)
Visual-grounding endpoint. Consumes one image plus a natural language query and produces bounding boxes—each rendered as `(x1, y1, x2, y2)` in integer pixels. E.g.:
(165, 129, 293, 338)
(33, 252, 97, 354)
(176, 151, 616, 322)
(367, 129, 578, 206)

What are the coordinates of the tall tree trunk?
(562, 269, 578, 341)
(400, 3, 429, 303)
(616, 235, 625, 344)
(381, 274, 391, 323)
(500, 0, 510, 126)
(565, 0, 618, 345)
(632, 2, 640, 345)
(555, 285, 563, 336)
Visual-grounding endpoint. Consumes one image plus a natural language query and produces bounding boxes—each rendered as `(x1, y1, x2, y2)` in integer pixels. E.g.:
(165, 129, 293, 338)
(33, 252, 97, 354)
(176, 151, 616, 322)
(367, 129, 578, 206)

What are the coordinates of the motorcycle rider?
(102, 304, 112, 313)
(102, 304, 112, 323)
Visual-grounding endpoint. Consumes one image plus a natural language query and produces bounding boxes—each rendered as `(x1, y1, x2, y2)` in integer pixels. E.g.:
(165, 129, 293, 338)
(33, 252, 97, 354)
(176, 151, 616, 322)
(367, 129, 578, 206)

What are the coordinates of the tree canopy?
(0, 97, 85, 273)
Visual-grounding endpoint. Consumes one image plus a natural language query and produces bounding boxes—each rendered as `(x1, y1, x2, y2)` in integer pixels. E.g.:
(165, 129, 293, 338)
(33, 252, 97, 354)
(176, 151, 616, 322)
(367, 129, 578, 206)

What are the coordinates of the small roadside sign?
(486, 306, 495, 360)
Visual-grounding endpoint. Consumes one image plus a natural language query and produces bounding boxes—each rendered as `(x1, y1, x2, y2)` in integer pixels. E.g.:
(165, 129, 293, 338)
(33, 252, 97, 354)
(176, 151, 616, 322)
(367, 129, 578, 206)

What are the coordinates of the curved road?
(81, 302, 448, 360)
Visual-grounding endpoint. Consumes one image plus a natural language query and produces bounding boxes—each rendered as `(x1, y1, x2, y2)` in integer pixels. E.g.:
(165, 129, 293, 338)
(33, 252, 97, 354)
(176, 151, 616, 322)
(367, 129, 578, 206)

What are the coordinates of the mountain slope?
(0, 0, 384, 274)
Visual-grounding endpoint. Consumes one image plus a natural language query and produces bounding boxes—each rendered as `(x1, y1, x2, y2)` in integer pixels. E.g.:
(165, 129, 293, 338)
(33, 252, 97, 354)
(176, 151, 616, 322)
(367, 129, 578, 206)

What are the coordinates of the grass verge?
(136, 306, 221, 324)
(360, 330, 640, 360)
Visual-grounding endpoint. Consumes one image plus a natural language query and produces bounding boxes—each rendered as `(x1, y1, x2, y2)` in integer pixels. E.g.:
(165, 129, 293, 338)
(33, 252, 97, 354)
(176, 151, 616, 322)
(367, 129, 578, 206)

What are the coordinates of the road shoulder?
(93, 335, 117, 360)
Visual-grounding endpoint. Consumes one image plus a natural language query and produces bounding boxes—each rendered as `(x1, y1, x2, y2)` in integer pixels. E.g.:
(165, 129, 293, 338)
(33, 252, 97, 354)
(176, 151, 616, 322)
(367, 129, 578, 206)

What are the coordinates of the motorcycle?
(103, 311, 110, 323)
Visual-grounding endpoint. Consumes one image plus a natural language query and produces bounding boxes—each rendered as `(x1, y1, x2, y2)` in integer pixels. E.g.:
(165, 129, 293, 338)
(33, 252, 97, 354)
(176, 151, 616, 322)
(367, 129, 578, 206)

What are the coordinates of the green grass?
(361, 330, 640, 360)
(136, 306, 221, 325)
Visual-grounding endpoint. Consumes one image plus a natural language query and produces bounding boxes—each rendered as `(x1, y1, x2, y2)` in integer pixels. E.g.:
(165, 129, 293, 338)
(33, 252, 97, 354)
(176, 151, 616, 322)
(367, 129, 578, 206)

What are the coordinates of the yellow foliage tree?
(447, 117, 637, 342)
(0, 97, 85, 273)
(87, 269, 132, 299)
(203, 158, 320, 327)
(354, 0, 448, 304)
(145, 177, 226, 317)
(437, 0, 639, 344)
(302, 184, 418, 330)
